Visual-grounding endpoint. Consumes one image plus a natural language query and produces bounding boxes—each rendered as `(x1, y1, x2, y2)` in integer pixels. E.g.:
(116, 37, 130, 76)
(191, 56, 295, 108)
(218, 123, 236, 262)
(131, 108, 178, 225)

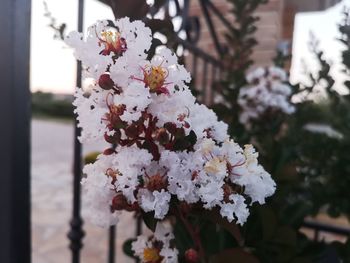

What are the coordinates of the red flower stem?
(176, 206, 206, 263)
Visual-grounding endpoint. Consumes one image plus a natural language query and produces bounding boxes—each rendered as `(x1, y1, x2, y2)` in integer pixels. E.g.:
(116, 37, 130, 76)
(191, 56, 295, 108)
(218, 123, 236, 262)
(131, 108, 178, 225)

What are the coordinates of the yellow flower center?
(143, 248, 161, 262)
(204, 157, 226, 175)
(99, 30, 126, 56)
(144, 66, 167, 92)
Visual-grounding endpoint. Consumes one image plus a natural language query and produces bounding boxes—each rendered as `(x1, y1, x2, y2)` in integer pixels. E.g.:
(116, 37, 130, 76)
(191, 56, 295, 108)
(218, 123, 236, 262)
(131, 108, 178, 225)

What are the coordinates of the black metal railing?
(175, 37, 223, 104)
(302, 220, 350, 242)
(1, 0, 31, 262)
(68, 0, 85, 262)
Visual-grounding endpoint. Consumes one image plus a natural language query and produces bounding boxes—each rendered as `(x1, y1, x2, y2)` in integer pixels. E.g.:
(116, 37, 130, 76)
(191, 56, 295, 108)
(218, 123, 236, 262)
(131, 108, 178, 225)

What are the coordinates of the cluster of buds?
(102, 98, 196, 160)
(66, 18, 276, 263)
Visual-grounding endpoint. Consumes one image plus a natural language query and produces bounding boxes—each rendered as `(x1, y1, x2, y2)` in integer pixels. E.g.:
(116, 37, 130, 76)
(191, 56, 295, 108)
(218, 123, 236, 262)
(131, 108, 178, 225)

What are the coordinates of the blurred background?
(3, 0, 350, 262)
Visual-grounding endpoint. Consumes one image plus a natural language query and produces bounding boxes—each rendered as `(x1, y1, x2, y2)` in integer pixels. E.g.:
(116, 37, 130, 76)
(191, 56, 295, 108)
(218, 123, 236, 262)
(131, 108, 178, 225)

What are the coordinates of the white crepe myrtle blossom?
(67, 18, 276, 255)
(81, 154, 120, 227)
(132, 222, 178, 263)
(238, 66, 295, 128)
(132, 48, 191, 93)
(65, 18, 152, 80)
(220, 194, 249, 225)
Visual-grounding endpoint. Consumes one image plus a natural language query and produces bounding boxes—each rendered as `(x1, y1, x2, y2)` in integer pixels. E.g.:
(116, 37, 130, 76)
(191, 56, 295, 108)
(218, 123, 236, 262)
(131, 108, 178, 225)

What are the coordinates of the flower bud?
(125, 124, 139, 139)
(155, 128, 169, 145)
(111, 194, 128, 211)
(104, 130, 121, 144)
(103, 148, 115, 155)
(98, 73, 115, 90)
(185, 248, 199, 263)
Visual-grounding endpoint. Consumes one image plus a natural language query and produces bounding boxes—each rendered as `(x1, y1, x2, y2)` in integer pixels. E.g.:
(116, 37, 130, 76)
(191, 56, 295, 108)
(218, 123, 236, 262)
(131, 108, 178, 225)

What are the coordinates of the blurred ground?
(31, 118, 136, 263)
(31, 118, 350, 263)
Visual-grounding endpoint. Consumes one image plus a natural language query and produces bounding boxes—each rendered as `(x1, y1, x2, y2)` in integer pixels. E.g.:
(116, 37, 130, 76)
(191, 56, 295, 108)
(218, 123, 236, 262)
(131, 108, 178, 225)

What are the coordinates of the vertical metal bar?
(135, 217, 143, 263)
(108, 226, 116, 263)
(202, 60, 208, 104)
(107, 144, 118, 263)
(108, 145, 118, 263)
(68, 0, 85, 262)
(209, 64, 217, 106)
(192, 54, 198, 87)
(0, 0, 31, 262)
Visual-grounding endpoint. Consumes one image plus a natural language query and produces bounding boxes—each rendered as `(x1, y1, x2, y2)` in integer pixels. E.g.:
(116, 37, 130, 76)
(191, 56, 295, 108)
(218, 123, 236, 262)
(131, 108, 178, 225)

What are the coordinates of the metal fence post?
(0, 0, 32, 262)
(67, 0, 85, 262)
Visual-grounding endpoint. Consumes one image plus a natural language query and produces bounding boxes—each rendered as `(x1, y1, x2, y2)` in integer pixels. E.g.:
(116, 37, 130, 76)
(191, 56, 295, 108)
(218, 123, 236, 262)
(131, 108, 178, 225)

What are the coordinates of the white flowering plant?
(66, 18, 276, 262)
(211, 3, 350, 262)
(237, 66, 295, 129)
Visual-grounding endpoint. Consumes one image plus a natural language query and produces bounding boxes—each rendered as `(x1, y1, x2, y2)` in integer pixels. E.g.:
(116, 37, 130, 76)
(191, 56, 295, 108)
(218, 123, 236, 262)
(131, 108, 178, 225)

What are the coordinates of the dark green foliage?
(123, 238, 138, 259)
(141, 211, 159, 232)
(283, 8, 350, 221)
(32, 91, 74, 119)
(213, 0, 268, 137)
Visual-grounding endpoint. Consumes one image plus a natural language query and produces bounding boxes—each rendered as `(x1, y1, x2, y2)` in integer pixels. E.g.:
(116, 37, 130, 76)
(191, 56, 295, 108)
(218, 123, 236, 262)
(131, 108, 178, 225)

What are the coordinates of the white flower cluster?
(66, 18, 276, 262)
(238, 66, 295, 127)
(132, 222, 178, 263)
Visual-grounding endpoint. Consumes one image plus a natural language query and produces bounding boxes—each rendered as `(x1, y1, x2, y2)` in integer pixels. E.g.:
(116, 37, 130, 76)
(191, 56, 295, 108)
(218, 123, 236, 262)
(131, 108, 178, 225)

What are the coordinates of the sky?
(30, 0, 114, 94)
(290, 0, 349, 93)
(30, 0, 350, 94)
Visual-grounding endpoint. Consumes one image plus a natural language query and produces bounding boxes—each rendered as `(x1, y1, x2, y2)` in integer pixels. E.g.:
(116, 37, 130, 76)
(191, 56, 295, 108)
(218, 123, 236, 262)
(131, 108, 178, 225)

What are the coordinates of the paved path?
(32, 118, 136, 263)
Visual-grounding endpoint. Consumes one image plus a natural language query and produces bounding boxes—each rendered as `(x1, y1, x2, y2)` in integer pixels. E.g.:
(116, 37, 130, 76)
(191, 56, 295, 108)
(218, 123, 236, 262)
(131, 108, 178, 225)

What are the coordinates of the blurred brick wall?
(187, 0, 286, 66)
(254, 0, 285, 66)
(185, 0, 289, 104)
(182, 0, 340, 104)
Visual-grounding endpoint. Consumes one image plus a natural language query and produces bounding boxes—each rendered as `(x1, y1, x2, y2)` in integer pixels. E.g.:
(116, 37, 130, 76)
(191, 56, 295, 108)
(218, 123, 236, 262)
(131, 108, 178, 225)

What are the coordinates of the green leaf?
(173, 217, 194, 254)
(186, 130, 197, 146)
(202, 209, 243, 245)
(122, 238, 137, 259)
(257, 206, 278, 241)
(141, 212, 158, 232)
(199, 221, 221, 256)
